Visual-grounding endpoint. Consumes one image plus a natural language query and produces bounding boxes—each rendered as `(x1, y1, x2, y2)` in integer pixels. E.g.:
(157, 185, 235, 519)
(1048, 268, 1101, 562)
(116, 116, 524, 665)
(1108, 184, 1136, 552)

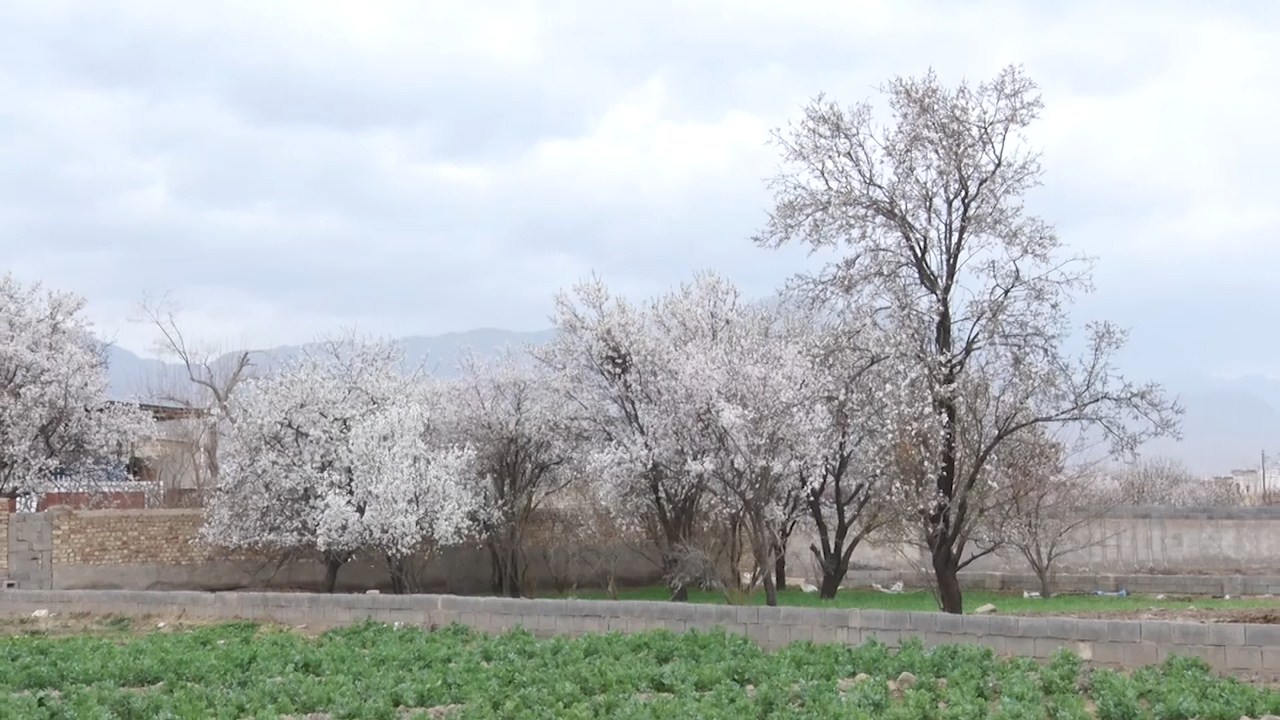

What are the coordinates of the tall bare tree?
(138, 296, 253, 495)
(755, 66, 1180, 613)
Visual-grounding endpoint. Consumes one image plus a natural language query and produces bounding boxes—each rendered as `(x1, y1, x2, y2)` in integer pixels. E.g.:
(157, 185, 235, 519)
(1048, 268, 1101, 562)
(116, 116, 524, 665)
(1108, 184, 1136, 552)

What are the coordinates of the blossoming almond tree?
(446, 348, 584, 597)
(794, 306, 911, 599)
(1, 274, 152, 502)
(756, 66, 1181, 613)
(351, 398, 484, 594)
(537, 273, 744, 601)
(690, 301, 819, 607)
(206, 336, 482, 593)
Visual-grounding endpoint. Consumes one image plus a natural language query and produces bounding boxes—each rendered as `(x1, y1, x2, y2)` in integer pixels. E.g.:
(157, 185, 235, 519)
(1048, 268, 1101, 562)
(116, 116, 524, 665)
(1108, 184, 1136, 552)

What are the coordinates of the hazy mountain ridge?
(104, 329, 1280, 476)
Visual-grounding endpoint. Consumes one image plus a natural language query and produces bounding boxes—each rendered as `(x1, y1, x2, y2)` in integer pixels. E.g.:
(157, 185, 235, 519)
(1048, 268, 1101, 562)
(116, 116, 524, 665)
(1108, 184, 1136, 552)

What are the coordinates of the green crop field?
(1, 619, 1278, 719)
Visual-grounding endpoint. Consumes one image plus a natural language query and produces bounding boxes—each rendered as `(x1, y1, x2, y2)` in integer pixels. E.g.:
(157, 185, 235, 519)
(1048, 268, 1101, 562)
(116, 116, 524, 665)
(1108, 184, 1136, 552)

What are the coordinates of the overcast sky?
(2, 0, 1277, 377)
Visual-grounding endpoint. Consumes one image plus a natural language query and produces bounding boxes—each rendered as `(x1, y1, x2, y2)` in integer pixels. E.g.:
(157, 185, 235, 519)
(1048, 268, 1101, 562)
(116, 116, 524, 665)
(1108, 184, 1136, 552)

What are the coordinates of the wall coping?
(2, 588, 1277, 644)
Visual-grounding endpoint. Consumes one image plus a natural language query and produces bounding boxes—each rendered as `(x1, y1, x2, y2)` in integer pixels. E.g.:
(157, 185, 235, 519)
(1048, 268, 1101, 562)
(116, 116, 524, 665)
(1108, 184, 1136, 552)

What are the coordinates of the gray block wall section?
(2, 589, 1277, 680)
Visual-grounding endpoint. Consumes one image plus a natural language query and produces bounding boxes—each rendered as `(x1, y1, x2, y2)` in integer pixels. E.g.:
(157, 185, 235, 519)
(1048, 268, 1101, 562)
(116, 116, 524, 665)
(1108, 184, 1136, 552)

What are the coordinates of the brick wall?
(50, 509, 214, 566)
(36, 508, 659, 594)
(1, 590, 1276, 680)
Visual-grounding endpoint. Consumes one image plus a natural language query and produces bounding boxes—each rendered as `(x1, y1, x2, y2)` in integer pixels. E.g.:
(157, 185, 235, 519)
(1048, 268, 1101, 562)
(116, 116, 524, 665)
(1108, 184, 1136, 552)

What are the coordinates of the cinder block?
(864, 629, 900, 647)
(1262, 648, 1280, 674)
(744, 623, 769, 646)
(860, 609, 889, 631)
(1199, 623, 1244, 647)
(1015, 617, 1049, 638)
(788, 625, 816, 644)
(779, 607, 806, 625)
(1070, 620, 1110, 642)
(1170, 623, 1209, 646)
(766, 622, 788, 648)
(815, 626, 847, 645)
(933, 613, 964, 635)
(1225, 646, 1264, 671)
(1091, 642, 1126, 666)
(921, 631, 952, 649)
(1244, 624, 1280, 647)
(1161, 644, 1226, 669)
(1003, 636, 1037, 657)
(905, 612, 934, 634)
(1122, 642, 1159, 667)
(878, 611, 912, 631)
(1140, 622, 1177, 645)
(711, 605, 738, 625)
(1034, 637, 1067, 658)
(1105, 621, 1142, 643)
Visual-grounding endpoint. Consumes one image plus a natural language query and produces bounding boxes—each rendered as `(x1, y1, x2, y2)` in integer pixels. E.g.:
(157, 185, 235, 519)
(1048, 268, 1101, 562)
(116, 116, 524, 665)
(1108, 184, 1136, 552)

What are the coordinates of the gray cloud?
(1, 0, 1278, 384)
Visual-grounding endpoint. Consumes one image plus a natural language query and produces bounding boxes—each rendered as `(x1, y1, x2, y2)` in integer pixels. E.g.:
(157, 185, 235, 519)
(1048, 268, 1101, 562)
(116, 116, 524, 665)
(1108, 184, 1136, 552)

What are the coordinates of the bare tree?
(755, 66, 1180, 613)
(991, 432, 1121, 597)
(138, 296, 254, 496)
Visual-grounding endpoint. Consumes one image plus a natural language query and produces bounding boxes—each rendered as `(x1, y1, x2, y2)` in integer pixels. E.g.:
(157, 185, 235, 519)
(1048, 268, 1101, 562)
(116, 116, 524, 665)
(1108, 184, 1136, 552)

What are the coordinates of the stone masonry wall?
(1, 589, 1276, 680)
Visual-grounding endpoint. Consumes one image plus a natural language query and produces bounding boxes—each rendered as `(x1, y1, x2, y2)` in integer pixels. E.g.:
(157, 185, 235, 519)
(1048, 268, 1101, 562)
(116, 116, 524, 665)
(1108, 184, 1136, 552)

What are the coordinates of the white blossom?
(0, 274, 152, 499)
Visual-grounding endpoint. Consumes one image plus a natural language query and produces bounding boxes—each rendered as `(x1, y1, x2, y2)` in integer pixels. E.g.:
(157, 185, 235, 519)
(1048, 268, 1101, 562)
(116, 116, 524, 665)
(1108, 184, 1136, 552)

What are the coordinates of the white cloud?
(0, 0, 1277, 375)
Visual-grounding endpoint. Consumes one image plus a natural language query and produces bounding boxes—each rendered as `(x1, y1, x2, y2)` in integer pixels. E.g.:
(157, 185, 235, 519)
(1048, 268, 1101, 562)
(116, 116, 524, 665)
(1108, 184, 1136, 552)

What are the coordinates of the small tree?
(798, 317, 904, 599)
(1, 274, 152, 501)
(755, 66, 1180, 612)
(206, 336, 481, 593)
(448, 349, 583, 597)
(988, 433, 1119, 597)
(692, 300, 815, 607)
(537, 273, 744, 601)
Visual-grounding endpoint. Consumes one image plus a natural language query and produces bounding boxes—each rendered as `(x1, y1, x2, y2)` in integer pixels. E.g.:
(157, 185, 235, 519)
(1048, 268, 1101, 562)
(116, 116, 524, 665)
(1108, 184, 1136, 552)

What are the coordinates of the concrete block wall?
(825, 506, 1280, 578)
(0, 512, 8, 574)
(1, 589, 1276, 680)
(850, 570, 1280, 597)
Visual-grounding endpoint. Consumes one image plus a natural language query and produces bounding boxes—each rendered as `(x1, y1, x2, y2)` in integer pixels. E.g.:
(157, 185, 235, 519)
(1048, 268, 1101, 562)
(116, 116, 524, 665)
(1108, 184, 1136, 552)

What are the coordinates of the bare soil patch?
(1041, 606, 1280, 624)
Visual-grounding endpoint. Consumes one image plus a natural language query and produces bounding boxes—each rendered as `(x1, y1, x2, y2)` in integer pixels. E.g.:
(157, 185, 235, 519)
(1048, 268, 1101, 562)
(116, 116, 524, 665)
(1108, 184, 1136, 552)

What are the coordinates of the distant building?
(1210, 468, 1268, 505)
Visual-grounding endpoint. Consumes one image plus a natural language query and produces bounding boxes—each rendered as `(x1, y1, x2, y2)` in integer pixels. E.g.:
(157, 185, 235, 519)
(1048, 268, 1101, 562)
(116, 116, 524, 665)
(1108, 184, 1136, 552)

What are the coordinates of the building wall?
(1, 589, 1276, 680)
(0, 511, 7, 574)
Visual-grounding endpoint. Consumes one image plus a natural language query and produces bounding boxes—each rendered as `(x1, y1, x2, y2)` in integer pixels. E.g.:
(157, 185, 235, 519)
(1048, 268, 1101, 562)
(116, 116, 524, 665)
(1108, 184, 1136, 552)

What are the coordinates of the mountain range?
(104, 329, 1280, 477)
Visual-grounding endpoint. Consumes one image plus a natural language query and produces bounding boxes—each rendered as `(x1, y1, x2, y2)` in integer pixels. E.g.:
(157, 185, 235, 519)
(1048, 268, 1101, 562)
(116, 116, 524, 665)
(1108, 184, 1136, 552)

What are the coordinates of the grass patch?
(1, 621, 1277, 718)
(559, 585, 1280, 615)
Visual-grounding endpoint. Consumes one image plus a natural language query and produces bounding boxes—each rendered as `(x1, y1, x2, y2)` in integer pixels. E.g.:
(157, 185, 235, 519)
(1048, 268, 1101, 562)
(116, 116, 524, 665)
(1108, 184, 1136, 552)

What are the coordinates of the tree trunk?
(819, 568, 842, 599)
(933, 549, 964, 614)
(488, 544, 503, 595)
(504, 544, 522, 598)
(670, 584, 690, 602)
(323, 555, 342, 594)
(774, 553, 787, 592)
(762, 570, 778, 607)
(1035, 564, 1053, 598)
(388, 555, 411, 595)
